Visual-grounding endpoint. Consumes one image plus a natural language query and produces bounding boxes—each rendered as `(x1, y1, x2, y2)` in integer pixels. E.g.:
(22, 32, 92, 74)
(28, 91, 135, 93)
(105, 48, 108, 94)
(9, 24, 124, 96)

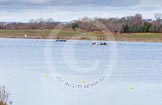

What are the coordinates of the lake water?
(0, 38, 162, 105)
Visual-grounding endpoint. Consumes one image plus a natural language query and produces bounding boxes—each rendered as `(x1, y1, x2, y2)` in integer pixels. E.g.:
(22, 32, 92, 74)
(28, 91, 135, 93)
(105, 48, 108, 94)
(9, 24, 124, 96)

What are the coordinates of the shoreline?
(1, 37, 162, 43)
(0, 30, 162, 43)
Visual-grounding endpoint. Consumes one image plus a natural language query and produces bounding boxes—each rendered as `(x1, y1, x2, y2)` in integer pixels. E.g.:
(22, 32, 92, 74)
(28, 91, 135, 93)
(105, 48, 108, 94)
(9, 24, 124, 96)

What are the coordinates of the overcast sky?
(0, 0, 162, 22)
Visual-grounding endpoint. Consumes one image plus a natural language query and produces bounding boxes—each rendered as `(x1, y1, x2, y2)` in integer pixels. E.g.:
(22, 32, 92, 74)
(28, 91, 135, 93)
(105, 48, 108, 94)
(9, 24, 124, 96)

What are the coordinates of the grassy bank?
(0, 30, 162, 42)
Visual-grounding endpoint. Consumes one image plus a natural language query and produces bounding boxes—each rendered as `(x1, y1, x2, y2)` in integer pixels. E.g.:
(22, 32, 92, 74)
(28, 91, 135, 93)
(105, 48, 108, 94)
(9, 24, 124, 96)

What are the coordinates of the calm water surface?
(0, 38, 162, 105)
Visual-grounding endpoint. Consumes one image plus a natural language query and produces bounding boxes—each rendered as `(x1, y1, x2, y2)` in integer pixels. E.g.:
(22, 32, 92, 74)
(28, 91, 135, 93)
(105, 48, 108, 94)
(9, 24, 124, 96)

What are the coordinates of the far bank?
(0, 30, 162, 42)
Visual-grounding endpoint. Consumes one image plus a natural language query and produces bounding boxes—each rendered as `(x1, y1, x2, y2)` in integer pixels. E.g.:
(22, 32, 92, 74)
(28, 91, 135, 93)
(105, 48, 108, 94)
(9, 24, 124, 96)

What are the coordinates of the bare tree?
(154, 13, 162, 32)
(0, 86, 12, 105)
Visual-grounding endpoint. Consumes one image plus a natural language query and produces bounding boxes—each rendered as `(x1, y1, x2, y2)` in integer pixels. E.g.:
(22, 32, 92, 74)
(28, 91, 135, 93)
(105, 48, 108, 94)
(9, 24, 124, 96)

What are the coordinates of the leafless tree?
(0, 86, 12, 105)
(154, 13, 162, 32)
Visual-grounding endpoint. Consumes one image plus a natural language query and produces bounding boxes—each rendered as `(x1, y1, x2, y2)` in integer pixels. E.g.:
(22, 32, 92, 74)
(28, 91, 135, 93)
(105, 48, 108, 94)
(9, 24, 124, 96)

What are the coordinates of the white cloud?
(0, 0, 10, 2)
(0, 0, 162, 22)
(24, 0, 51, 4)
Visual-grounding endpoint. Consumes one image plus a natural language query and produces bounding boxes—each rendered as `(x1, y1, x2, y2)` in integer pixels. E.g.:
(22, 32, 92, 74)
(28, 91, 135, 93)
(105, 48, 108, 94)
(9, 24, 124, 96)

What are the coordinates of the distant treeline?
(0, 13, 162, 33)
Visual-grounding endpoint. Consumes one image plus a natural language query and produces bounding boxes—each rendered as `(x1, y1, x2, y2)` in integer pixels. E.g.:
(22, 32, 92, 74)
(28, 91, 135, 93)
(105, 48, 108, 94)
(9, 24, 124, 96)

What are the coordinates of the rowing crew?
(92, 42, 109, 46)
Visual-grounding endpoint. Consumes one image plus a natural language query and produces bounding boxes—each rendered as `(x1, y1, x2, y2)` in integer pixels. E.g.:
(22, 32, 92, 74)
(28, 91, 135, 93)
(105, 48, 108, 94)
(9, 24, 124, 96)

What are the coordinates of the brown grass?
(0, 101, 7, 105)
(0, 29, 162, 42)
